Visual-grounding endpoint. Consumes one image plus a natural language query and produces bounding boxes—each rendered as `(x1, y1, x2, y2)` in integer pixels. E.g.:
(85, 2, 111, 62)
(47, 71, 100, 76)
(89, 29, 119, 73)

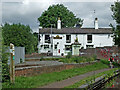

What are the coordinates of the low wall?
(15, 61, 97, 76)
(80, 46, 120, 61)
(25, 53, 47, 58)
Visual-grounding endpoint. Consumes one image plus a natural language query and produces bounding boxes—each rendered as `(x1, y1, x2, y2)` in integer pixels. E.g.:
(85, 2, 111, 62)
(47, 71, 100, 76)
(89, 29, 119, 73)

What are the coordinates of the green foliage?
(2, 62, 109, 88)
(38, 4, 83, 28)
(111, 1, 120, 46)
(33, 32, 38, 52)
(66, 52, 72, 59)
(111, 1, 120, 24)
(65, 68, 118, 88)
(40, 56, 44, 61)
(2, 23, 37, 54)
(2, 46, 10, 82)
(1, 26, 10, 82)
(100, 59, 120, 67)
(60, 56, 95, 63)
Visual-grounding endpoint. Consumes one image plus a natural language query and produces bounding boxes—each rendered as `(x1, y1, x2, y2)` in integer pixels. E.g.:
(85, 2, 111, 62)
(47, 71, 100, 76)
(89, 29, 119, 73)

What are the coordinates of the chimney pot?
(94, 18, 98, 29)
(57, 17, 61, 29)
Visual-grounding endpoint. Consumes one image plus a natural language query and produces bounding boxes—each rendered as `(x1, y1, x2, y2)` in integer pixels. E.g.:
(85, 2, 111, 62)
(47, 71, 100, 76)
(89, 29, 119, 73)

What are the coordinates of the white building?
(38, 18, 114, 56)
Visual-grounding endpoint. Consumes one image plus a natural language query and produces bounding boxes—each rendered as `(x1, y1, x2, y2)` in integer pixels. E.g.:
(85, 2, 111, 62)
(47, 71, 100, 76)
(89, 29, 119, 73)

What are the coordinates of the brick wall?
(15, 61, 96, 76)
(80, 46, 120, 61)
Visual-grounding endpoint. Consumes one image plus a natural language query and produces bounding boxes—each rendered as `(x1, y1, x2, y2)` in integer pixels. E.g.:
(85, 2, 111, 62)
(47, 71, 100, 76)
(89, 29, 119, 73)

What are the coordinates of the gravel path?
(40, 68, 111, 88)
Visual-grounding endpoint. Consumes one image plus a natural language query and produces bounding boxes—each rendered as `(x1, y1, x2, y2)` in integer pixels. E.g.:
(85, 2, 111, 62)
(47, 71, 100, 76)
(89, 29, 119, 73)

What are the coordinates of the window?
(65, 45, 72, 51)
(87, 35, 92, 43)
(54, 45, 57, 49)
(86, 45, 94, 48)
(45, 35, 50, 43)
(66, 35, 71, 43)
(44, 45, 49, 49)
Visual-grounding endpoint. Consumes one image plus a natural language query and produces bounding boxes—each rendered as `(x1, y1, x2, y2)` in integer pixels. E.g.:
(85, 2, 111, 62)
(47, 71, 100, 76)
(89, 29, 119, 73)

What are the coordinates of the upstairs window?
(66, 35, 71, 43)
(87, 35, 92, 43)
(45, 35, 50, 43)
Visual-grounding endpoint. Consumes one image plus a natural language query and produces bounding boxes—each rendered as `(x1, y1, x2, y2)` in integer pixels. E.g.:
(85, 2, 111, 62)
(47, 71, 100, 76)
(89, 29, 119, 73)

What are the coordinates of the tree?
(111, 1, 120, 46)
(2, 23, 37, 54)
(0, 26, 10, 82)
(33, 32, 38, 52)
(38, 4, 83, 28)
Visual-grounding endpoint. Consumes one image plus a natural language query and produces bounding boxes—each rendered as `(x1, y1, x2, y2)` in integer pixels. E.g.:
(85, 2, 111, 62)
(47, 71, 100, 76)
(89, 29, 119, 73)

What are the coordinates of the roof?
(39, 28, 113, 34)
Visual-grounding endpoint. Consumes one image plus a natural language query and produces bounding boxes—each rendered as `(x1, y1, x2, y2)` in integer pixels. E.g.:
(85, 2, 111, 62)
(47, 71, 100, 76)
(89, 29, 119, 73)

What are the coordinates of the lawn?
(3, 61, 109, 88)
(64, 68, 118, 88)
(39, 56, 96, 63)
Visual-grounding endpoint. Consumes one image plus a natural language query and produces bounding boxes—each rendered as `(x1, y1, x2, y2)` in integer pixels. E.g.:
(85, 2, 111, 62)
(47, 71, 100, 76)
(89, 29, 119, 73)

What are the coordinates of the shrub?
(40, 56, 44, 61)
(92, 54, 97, 60)
(66, 52, 72, 59)
(2, 46, 10, 82)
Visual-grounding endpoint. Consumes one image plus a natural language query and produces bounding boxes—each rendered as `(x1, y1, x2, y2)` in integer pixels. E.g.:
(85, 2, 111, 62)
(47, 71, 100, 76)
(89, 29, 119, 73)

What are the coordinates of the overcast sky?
(2, 0, 117, 32)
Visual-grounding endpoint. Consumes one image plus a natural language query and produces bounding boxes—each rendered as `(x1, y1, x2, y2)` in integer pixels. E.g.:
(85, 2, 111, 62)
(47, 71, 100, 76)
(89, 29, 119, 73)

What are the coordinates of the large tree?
(111, 1, 120, 46)
(38, 4, 83, 28)
(2, 23, 37, 54)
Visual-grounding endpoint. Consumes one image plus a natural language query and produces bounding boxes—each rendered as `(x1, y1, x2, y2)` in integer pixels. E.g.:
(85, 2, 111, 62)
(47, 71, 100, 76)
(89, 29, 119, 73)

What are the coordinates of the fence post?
(10, 43, 15, 84)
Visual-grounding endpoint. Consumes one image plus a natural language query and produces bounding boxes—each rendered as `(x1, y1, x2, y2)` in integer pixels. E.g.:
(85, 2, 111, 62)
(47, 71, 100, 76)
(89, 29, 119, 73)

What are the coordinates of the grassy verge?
(3, 61, 109, 88)
(64, 68, 118, 88)
(39, 56, 96, 64)
(59, 56, 96, 63)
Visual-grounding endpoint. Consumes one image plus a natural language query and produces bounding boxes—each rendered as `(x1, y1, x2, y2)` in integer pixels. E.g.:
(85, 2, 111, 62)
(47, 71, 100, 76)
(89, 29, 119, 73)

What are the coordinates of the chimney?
(57, 17, 61, 29)
(94, 18, 98, 29)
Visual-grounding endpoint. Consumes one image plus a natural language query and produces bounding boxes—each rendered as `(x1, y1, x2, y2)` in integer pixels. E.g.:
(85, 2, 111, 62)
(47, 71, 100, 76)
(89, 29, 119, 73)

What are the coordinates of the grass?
(2, 61, 109, 88)
(64, 68, 118, 88)
(39, 56, 96, 64)
(59, 56, 96, 63)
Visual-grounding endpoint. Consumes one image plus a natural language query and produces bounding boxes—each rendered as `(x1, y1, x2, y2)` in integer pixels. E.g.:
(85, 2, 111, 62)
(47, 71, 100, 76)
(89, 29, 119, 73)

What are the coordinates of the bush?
(2, 46, 10, 82)
(92, 54, 97, 60)
(66, 52, 72, 59)
(40, 56, 44, 61)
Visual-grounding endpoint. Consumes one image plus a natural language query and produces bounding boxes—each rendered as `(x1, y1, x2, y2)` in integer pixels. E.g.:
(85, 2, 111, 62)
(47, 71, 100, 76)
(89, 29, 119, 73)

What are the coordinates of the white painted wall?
(38, 33, 114, 56)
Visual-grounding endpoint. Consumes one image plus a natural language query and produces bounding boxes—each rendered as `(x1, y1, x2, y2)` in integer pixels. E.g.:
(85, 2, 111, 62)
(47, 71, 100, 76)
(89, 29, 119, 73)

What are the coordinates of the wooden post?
(10, 43, 15, 84)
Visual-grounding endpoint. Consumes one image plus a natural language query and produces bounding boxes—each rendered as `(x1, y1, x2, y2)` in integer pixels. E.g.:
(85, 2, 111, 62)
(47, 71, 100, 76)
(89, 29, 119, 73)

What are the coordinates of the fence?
(80, 70, 120, 89)
(7, 47, 25, 65)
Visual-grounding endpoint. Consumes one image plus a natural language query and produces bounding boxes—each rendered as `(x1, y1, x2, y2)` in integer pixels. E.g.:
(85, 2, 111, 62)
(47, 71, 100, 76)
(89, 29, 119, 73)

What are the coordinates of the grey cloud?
(2, 2, 116, 32)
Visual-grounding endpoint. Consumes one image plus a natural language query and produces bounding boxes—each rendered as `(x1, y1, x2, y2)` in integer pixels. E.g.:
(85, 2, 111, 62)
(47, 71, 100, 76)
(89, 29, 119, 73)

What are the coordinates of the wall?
(80, 46, 120, 60)
(93, 34, 114, 48)
(38, 33, 114, 56)
(15, 61, 97, 76)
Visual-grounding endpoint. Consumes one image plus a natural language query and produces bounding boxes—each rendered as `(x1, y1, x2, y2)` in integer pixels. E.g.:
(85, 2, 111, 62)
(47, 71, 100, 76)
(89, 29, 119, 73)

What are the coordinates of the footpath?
(40, 68, 111, 88)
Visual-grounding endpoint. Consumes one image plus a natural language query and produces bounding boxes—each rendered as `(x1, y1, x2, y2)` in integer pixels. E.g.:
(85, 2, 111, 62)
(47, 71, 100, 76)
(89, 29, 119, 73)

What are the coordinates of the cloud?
(2, 1, 116, 32)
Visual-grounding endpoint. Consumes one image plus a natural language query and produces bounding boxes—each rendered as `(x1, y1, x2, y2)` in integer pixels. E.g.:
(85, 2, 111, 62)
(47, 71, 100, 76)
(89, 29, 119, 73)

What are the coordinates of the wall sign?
(53, 35, 62, 39)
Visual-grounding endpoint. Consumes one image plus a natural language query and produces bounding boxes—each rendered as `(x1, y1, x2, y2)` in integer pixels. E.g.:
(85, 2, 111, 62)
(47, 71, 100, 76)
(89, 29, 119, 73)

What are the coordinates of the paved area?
(15, 61, 63, 70)
(40, 68, 111, 88)
(25, 61, 63, 66)
(25, 56, 63, 60)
